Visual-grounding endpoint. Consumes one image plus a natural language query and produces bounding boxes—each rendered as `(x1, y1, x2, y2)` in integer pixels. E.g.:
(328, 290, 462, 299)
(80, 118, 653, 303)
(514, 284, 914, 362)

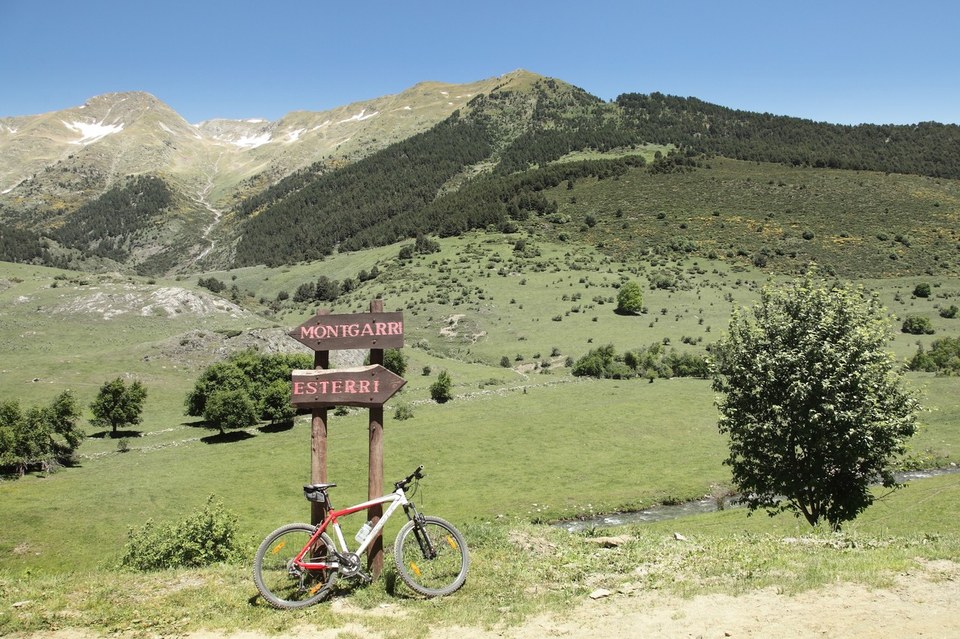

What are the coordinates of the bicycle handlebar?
(395, 465, 425, 490)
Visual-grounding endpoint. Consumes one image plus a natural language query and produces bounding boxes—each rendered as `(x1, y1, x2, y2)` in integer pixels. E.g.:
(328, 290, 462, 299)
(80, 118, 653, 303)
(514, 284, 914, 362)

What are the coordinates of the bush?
(913, 283, 932, 298)
(616, 280, 644, 315)
(908, 337, 960, 375)
(939, 305, 958, 319)
(120, 497, 243, 570)
(382, 348, 408, 377)
(393, 403, 414, 421)
(901, 315, 935, 335)
(430, 370, 453, 403)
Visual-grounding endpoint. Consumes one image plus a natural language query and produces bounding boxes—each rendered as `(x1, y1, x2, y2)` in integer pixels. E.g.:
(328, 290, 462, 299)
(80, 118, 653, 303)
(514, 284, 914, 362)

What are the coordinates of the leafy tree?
(0, 392, 82, 476)
(90, 378, 148, 435)
(46, 390, 84, 454)
(185, 361, 253, 417)
(203, 389, 258, 435)
(185, 350, 311, 418)
(711, 274, 919, 530)
(430, 370, 454, 403)
(260, 380, 295, 424)
(616, 281, 644, 315)
(913, 283, 932, 298)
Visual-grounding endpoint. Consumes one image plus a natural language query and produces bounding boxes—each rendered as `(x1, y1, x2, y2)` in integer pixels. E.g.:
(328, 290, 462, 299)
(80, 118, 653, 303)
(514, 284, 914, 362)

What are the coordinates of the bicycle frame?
(296, 486, 411, 571)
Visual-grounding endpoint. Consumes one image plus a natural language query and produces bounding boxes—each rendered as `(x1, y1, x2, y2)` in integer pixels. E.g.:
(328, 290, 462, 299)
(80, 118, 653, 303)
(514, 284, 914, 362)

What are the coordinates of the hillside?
(2, 70, 960, 278)
(0, 75, 508, 273)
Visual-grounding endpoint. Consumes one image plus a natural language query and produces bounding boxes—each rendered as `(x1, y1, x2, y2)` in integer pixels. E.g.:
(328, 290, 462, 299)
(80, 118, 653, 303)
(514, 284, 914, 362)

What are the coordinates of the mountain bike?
(253, 465, 469, 609)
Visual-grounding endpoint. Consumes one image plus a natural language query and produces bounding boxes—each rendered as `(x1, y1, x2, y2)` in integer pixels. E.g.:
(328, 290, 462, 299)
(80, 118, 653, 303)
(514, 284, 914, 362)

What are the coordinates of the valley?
(1, 70, 960, 637)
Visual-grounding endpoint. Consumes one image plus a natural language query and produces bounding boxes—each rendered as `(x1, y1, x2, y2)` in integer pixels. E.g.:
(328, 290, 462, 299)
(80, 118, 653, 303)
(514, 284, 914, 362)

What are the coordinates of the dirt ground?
(426, 563, 960, 639)
(21, 561, 960, 639)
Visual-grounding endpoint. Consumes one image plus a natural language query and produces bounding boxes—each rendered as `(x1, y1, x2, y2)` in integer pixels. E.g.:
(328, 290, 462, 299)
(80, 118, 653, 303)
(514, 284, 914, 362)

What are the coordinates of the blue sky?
(3, 0, 958, 125)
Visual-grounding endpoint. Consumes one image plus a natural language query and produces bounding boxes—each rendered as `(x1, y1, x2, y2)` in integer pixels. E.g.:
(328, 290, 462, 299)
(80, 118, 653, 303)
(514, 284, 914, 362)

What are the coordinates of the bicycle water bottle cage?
(303, 483, 336, 503)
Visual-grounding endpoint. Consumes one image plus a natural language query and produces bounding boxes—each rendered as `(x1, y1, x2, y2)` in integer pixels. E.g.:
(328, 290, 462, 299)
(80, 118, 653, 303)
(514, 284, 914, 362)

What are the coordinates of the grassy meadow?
(2, 204, 960, 633)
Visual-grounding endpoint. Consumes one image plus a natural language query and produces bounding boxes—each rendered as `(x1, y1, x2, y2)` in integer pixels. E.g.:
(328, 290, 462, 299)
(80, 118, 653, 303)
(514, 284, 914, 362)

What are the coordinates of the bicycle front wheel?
(253, 523, 338, 609)
(394, 516, 469, 597)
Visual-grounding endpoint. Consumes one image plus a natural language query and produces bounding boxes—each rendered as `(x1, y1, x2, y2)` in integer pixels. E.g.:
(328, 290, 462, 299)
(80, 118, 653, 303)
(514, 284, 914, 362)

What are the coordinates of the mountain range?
(2, 69, 959, 276)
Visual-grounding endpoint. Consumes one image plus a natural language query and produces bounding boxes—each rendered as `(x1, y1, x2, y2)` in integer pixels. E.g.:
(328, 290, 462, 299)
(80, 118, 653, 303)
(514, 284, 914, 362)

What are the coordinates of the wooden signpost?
(289, 300, 404, 578)
(291, 365, 406, 408)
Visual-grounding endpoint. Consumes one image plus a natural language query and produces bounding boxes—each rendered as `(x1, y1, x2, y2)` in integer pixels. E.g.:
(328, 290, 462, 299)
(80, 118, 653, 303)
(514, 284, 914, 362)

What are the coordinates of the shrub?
(901, 315, 935, 335)
(120, 497, 243, 570)
(939, 305, 958, 319)
(382, 348, 408, 377)
(908, 337, 960, 375)
(393, 403, 414, 421)
(430, 371, 453, 403)
(616, 280, 644, 315)
(913, 283, 932, 298)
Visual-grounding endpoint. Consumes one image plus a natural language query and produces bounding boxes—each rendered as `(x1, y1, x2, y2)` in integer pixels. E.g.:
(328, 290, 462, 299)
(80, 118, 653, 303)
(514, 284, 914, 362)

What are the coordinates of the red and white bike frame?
(295, 486, 410, 571)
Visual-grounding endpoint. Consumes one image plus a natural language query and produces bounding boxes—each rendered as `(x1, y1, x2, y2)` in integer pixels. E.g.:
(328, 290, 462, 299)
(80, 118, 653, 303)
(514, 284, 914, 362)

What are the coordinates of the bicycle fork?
(404, 504, 438, 560)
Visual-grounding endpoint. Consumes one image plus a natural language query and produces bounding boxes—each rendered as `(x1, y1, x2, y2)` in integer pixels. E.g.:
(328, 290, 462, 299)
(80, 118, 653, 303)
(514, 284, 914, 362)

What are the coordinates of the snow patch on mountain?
(337, 109, 379, 124)
(285, 128, 306, 143)
(232, 132, 272, 149)
(64, 119, 124, 145)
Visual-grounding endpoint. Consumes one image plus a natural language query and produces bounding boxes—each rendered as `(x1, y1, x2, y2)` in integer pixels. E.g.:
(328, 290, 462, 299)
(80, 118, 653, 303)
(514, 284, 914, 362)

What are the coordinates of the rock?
(674, 532, 687, 541)
(586, 535, 632, 548)
(589, 588, 613, 600)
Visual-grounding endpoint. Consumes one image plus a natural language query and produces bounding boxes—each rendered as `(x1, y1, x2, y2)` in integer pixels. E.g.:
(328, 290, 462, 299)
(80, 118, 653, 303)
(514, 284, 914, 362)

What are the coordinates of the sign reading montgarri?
(289, 311, 404, 351)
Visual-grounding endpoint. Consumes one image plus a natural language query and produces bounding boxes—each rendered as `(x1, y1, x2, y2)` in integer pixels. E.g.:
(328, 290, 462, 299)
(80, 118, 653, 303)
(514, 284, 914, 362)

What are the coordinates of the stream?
(556, 467, 959, 532)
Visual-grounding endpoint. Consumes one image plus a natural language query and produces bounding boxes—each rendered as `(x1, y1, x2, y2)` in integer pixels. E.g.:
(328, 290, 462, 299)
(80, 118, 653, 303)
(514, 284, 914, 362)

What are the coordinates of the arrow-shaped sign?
(290, 311, 404, 351)
(291, 365, 406, 408)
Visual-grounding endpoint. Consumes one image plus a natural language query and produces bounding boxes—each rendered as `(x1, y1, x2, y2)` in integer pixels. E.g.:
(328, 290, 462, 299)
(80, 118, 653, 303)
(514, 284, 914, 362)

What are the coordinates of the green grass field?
(2, 224, 960, 635)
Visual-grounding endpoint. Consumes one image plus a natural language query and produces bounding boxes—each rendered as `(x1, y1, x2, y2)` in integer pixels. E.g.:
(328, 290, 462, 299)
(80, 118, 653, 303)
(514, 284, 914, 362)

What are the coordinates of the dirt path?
(293, 566, 960, 639)
(21, 564, 960, 639)
(443, 568, 960, 638)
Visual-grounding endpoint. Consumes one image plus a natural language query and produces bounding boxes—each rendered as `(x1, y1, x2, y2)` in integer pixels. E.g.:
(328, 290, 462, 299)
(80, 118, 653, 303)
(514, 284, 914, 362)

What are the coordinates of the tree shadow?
(201, 431, 256, 445)
(88, 429, 144, 439)
(258, 420, 295, 434)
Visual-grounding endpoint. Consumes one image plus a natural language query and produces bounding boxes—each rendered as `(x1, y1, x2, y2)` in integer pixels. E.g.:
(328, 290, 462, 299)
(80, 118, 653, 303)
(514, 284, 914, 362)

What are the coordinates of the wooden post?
(311, 310, 330, 526)
(367, 299, 385, 578)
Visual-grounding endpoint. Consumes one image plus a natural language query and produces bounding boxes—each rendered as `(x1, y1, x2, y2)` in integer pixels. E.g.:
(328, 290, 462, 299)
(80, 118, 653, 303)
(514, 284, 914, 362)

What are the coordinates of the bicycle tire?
(394, 516, 469, 597)
(253, 523, 338, 609)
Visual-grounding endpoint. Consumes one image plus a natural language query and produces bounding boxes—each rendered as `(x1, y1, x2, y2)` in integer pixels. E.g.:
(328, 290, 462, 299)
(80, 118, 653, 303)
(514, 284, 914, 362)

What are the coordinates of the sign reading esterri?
(289, 311, 404, 351)
(291, 365, 406, 408)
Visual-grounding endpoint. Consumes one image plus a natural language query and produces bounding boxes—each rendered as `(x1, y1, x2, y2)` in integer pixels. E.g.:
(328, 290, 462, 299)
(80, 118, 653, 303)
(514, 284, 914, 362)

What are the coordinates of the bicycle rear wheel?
(253, 523, 338, 609)
(394, 516, 469, 597)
